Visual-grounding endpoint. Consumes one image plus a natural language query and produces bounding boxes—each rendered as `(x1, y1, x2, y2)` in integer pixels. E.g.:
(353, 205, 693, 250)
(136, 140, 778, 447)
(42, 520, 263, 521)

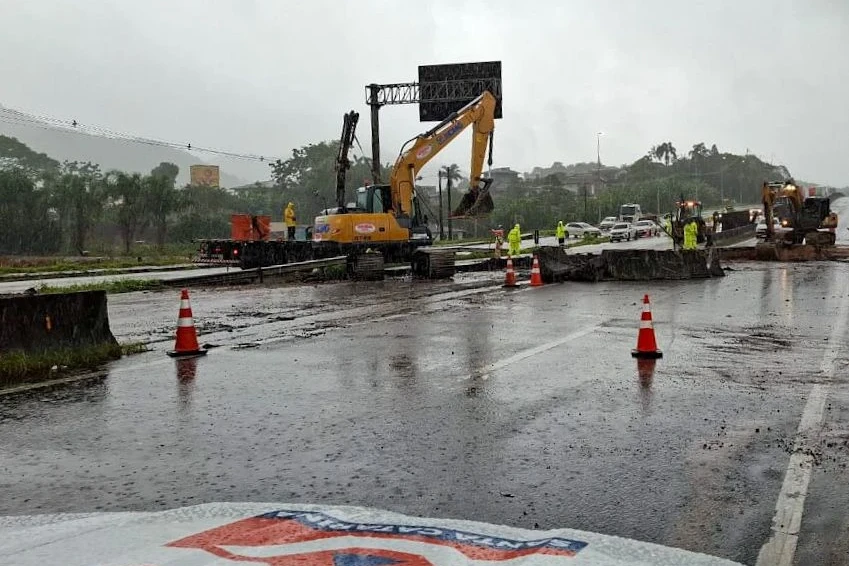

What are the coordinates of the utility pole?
(444, 166, 453, 240)
(594, 131, 603, 221)
(656, 187, 660, 217)
(367, 83, 382, 183)
(583, 182, 588, 220)
(437, 170, 445, 240)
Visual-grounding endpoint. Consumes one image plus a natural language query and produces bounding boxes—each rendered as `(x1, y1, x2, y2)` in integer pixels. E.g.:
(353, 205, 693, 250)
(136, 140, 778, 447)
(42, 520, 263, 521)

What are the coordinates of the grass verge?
(121, 342, 149, 355)
(0, 256, 191, 275)
(37, 279, 164, 295)
(0, 343, 121, 389)
(0, 341, 148, 390)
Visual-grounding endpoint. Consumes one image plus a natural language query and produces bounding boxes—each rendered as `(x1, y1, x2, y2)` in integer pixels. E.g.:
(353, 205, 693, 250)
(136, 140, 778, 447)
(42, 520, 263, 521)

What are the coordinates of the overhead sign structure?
(364, 60, 503, 182)
(418, 61, 503, 122)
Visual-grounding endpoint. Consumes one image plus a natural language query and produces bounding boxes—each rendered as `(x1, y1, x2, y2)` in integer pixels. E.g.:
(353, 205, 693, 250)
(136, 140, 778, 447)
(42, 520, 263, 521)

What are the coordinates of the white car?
(565, 222, 602, 238)
(755, 217, 780, 239)
(599, 216, 618, 231)
(634, 219, 660, 238)
(609, 222, 637, 242)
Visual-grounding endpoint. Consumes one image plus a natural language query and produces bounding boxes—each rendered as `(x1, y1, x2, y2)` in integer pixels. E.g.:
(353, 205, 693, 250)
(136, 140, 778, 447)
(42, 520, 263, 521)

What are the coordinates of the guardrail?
(163, 256, 348, 287)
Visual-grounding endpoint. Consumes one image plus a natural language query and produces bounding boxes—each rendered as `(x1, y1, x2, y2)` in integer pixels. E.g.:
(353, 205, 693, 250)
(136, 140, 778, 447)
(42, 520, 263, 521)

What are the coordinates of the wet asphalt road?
(2, 263, 849, 565)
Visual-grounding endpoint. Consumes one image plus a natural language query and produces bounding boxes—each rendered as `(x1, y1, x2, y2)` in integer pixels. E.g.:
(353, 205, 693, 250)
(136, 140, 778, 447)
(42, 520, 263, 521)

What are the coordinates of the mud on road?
(109, 271, 505, 349)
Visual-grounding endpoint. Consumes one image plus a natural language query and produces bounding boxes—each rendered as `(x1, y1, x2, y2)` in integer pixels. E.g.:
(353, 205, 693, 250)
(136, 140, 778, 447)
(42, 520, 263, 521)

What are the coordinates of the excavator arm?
(388, 91, 497, 220)
(335, 111, 360, 209)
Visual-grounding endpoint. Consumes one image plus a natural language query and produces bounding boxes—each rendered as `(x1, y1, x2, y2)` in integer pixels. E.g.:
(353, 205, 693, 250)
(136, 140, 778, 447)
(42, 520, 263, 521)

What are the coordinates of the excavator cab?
(355, 185, 392, 214)
(353, 184, 431, 242)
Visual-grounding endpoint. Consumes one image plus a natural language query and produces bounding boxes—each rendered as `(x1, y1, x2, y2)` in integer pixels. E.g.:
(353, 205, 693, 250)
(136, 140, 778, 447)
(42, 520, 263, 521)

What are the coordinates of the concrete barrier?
(538, 248, 724, 283)
(0, 290, 118, 353)
(712, 223, 756, 246)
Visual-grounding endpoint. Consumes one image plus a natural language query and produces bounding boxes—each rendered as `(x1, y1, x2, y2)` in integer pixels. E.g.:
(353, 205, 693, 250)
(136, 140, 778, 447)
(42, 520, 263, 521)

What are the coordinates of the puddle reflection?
(175, 356, 199, 409)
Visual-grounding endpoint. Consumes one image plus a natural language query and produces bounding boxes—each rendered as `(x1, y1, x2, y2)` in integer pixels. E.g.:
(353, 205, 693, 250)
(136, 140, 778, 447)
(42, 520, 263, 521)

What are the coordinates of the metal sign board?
(418, 61, 502, 121)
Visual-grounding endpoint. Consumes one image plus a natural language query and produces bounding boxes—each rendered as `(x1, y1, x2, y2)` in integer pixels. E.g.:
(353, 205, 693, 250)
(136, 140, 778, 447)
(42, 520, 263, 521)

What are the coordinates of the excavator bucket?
(451, 179, 494, 218)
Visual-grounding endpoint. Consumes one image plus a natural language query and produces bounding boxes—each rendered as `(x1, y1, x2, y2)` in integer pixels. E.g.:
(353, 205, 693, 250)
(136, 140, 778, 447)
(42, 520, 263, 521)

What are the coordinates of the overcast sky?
(2, 0, 848, 185)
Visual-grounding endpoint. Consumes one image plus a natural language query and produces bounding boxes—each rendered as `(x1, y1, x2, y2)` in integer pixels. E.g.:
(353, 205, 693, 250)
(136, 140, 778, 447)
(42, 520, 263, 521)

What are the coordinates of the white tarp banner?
(0, 503, 742, 566)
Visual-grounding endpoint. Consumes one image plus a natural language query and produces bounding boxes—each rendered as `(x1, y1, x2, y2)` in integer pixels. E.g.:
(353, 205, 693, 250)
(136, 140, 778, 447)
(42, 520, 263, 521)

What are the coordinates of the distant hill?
(0, 113, 251, 187)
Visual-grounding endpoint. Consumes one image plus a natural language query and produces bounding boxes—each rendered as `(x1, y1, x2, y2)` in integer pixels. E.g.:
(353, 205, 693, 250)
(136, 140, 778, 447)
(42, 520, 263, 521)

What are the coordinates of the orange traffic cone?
(503, 256, 518, 288)
(167, 289, 207, 358)
(632, 294, 662, 359)
(529, 255, 543, 287)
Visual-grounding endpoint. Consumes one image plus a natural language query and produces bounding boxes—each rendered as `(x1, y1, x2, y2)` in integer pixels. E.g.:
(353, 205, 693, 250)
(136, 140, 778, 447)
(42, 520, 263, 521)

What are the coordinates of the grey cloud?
(1, 0, 847, 184)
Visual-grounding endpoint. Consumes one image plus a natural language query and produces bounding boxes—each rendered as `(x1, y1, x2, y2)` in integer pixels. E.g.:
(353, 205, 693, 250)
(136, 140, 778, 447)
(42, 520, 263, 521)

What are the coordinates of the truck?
(618, 203, 642, 224)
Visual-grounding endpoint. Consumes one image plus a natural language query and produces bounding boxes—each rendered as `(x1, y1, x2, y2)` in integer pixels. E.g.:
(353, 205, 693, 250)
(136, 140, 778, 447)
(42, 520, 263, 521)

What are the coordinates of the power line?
(0, 105, 281, 163)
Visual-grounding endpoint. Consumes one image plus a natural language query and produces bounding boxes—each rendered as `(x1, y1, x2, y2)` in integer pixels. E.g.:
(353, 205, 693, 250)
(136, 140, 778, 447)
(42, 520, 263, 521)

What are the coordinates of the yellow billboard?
(190, 165, 220, 188)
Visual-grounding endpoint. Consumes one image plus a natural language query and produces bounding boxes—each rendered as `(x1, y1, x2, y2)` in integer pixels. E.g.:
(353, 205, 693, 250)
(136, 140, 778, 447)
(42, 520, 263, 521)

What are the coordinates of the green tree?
(144, 175, 182, 248)
(170, 184, 239, 243)
(269, 142, 380, 219)
(150, 162, 179, 183)
(651, 142, 678, 167)
(269, 142, 337, 214)
(444, 163, 463, 185)
(108, 172, 147, 254)
(146, 163, 182, 248)
(0, 135, 60, 173)
(49, 161, 105, 254)
(0, 168, 61, 253)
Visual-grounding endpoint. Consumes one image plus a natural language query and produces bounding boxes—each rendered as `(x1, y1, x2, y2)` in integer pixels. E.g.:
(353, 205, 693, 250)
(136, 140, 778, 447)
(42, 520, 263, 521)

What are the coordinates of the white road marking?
(472, 324, 602, 380)
(756, 281, 849, 566)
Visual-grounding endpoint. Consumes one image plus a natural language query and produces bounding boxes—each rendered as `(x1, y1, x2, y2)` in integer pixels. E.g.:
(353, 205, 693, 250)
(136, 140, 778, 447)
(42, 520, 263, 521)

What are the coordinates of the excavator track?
(805, 231, 836, 247)
(348, 252, 385, 281)
(412, 249, 456, 280)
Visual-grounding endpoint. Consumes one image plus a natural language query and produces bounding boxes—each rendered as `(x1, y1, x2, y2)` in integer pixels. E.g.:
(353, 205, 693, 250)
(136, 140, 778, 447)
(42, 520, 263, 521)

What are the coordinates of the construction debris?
(537, 248, 724, 283)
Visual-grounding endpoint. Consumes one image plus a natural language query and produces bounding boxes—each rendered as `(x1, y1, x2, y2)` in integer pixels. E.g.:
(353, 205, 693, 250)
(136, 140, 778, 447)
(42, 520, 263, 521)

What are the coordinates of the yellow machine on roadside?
(313, 91, 497, 264)
(761, 180, 838, 245)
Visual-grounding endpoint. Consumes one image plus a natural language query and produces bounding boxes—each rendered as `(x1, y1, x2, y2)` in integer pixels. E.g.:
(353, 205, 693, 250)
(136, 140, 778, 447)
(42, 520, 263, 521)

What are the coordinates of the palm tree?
(652, 142, 678, 167)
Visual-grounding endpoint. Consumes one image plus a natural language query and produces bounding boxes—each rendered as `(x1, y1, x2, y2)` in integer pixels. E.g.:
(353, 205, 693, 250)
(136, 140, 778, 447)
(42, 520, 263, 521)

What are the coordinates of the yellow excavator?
(313, 90, 497, 272)
(761, 180, 838, 246)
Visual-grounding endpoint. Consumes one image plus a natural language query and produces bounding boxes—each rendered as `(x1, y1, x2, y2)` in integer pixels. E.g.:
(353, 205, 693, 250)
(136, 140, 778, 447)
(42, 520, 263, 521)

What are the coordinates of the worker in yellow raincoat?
(284, 202, 297, 240)
(507, 223, 522, 256)
(555, 221, 566, 247)
(683, 219, 698, 250)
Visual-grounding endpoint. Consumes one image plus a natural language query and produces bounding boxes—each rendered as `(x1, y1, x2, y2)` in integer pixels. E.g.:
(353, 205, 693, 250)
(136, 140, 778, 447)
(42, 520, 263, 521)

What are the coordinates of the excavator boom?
(389, 91, 497, 219)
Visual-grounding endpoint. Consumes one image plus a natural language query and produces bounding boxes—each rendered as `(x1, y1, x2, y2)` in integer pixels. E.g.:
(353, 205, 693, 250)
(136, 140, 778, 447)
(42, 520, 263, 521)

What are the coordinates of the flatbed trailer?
(194, 238, 314, 269)
(194, 236, 454, 279)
